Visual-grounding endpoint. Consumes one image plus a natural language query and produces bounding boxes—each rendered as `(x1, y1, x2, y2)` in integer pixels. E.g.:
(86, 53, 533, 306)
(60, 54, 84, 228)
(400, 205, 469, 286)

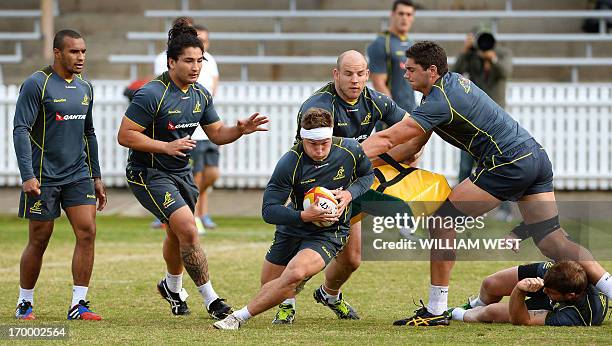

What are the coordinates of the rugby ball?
(303, 187, 338, 227)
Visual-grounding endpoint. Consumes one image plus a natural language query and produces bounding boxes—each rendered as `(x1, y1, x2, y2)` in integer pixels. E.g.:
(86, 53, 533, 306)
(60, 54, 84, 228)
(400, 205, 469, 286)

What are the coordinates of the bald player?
(269, 50, 417, 324)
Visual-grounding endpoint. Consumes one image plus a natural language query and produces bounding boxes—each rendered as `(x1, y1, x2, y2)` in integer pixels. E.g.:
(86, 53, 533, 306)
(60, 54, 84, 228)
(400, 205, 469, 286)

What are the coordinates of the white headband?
(300, 127, 333, 140)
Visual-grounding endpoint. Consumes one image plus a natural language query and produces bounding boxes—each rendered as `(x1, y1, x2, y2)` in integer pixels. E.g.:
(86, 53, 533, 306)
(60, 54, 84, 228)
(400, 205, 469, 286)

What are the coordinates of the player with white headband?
(213, 107, 374, 330)
(279, 50, 426, 323)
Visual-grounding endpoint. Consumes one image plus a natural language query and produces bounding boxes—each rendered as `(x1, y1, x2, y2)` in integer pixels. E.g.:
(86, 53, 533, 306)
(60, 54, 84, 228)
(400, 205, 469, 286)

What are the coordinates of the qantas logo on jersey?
(167, 121, 199, 131)
(354, 134, 369, 142)
(55, 112, 86, 121)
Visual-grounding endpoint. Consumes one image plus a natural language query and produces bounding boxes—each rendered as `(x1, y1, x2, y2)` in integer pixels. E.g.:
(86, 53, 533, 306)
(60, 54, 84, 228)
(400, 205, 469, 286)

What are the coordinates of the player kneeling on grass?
(449, 261, 608, 326)
(213, 108, 374, 329)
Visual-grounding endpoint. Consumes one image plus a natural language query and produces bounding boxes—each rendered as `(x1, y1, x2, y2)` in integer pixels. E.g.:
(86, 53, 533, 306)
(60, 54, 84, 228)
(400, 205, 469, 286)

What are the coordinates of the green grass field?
(0, 215, 609, 345)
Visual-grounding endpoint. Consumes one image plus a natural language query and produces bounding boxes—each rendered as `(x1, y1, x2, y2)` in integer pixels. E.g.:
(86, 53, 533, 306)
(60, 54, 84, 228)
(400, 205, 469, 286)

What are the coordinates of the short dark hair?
(301, 108, 333, 130)
(406, 41, 448, 76)
(166, 18, 204, 65)
(544, 261, 588, 296)
(53, 29, 82, 50)
(392, 0, 415, 11)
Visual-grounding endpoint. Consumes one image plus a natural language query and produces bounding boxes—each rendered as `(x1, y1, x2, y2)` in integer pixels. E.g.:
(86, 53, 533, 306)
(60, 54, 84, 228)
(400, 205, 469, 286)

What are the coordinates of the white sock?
(595, 272, 612, 298)
(451, 307, 467, 321)
(282, 298, 296, 307)
(469, 296, 486, 308)
(18, 287, 34, 306)
(321, 286, 340, 303)
(233, 306, 252, 321)
(427, 285, 449, 315)
(165, 272, 183, 293)
(71, 286, 88, 308)
(197, 281, 220, 308)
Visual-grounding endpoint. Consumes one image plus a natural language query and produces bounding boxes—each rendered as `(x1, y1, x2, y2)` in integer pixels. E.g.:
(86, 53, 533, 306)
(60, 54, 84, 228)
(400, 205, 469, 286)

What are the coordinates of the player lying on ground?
(360, 40, 612, 326)
(13, 29, 106, 321)
(449, 261, 608, 326)
(213, 107, 374, 329)
(117, 19, 268, 319)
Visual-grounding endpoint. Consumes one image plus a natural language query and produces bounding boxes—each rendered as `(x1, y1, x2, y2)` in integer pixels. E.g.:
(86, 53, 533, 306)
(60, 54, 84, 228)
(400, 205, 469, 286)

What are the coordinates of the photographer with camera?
(453, 28, 514, 221)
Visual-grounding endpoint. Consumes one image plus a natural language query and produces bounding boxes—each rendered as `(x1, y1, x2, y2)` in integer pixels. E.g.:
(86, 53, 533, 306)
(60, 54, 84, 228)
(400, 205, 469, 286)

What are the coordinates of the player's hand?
(94, 177, 107, 211)
(237, 113, 269, 135)
(332, 188, 352, 216)
(23, 177, 41, 197)
(300, 197, 340, 224)
(164, 136, 196, 157)
(504, 232, 520, 253)
(516, 277, 544, 293)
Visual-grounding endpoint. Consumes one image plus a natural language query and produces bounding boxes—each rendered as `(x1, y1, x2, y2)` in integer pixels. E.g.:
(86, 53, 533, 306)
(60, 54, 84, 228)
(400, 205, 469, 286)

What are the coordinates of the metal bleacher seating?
(0, 10, 43, 63)
(108, 1, 612, 82)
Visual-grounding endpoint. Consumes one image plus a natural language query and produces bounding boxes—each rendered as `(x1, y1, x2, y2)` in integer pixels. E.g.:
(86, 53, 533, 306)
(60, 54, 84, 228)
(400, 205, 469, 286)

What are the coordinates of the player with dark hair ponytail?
(117, 14, 269, 320)
(165, 20, 204, 71)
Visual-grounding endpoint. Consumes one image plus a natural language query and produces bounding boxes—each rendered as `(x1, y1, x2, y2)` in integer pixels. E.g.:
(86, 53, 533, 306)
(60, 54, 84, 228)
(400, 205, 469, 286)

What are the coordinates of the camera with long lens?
(474, 31, 496, 51)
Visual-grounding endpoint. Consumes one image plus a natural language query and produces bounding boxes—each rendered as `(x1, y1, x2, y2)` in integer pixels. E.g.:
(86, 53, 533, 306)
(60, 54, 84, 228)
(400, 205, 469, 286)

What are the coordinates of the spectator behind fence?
(153, 20, 221, 233)
(453, 27, 514, 221)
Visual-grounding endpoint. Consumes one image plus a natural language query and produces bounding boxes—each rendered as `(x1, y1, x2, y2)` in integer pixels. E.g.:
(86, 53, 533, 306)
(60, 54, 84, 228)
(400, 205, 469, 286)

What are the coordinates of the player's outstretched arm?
(117, 116, 196, 156)
(370, 130, 431, 167)
(204, 113, 269, 145)
(361, 116, 425, 158)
